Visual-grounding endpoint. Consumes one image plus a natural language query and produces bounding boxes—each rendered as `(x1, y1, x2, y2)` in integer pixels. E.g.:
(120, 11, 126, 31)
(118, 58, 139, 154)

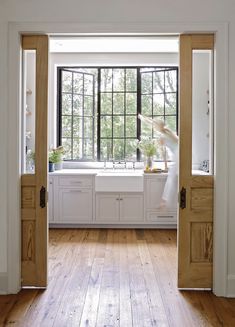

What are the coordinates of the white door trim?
(7, 21, 229, 296)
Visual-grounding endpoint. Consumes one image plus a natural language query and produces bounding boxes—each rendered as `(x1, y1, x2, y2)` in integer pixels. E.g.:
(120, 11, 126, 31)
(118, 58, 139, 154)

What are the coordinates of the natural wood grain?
(178, 34, 214, 288)
(191, 222, 213, 263)
(1, 229, 235, 327)
(21, 35, 48, 287)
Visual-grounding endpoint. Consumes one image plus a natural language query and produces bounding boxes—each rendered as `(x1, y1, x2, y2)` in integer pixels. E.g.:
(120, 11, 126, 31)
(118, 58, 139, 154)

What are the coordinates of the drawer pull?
(158, 215, 174, 219)
(68, 190, 82, 193)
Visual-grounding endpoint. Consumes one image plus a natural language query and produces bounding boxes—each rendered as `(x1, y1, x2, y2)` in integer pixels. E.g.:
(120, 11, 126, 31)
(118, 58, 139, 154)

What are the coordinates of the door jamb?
(7, 21, 229, 296)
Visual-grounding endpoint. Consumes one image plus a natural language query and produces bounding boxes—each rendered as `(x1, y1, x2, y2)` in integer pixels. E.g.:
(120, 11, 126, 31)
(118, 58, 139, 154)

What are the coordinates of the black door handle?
(40, 186, 46, 208)
(180, 187, 186, 209)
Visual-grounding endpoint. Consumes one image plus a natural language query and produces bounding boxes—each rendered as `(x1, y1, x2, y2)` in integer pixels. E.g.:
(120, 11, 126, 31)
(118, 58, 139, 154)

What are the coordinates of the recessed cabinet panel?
(120, 194, 143, 222)
(96, 194, 120, 222)
(58, 176, 92, 187)
(58, 188, 92, 222)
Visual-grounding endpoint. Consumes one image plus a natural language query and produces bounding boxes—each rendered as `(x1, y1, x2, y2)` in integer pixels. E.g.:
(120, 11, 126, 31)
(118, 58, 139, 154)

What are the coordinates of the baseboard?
(227, 275, 235, 297)
(0, 272, 8, 294)
(49, 223, 177, 229)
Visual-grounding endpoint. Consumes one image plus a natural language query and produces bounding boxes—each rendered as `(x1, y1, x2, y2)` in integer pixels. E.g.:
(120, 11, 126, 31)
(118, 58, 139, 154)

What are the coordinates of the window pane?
(62, 116, 72, 137)
(126, 116, 137, 137)
(113, 93, 124, 114)
(84, 117, 93, 138)
(73, 117, 83, 138)
(62, 71, 72, 93)
(84, 96, 93, 116)
(62, 94, 72, 115)
(126, 93, 137, 114)
(153, 94, 164, 115)
(141, 73, 152, 94)
(84, 139, 93, 159)
(141, 121, 152, 137)
(125, 139, 137, 160)
(113, 69, 124, 92)
(113, 116, 124, 138)
(165, 93, 177, 115)
(126, 69, 137, 92)
(141, 95, 152, 115)
(153, 71, 164, 93)
(101, 116, 112, 138)
(101, 69, 112, 92)
(73, 95, 83, 115)
(73, 73, 83, 94)
(165, 70, 177, 92)
(101, 93, 112, 114)
(84, 74, 93, 95)
(165, 116, 176, 133)
(100, 139, 112, 161)
(73, 138, 82, 159)
(113, 139, 124, 160)
(62, 138, 72, 159)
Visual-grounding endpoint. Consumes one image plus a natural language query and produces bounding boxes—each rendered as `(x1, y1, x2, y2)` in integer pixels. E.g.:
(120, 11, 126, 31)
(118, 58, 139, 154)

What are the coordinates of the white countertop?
(49, 169, 169, 176)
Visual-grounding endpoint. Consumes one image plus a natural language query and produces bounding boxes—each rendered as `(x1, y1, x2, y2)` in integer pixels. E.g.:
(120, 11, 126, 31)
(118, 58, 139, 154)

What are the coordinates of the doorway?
(6, 22, 229, 297)
(20, 33, 215, 291)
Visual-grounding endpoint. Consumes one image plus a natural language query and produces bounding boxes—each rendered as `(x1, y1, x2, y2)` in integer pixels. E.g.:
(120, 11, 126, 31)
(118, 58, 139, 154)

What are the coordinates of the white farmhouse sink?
(95, 170, 144, 192)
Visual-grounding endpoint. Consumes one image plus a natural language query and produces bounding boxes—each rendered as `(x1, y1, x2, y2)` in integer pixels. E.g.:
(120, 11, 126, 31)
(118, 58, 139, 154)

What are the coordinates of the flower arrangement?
(137, 137, 156, 157)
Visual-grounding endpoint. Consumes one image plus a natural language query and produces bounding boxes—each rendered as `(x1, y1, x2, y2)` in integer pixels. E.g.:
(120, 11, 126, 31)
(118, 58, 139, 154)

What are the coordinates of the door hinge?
(180, 187, 186, 209)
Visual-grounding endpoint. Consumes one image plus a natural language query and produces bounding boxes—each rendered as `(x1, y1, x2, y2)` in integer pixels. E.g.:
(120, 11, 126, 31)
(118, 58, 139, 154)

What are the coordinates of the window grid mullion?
(71, 72, 74, 160)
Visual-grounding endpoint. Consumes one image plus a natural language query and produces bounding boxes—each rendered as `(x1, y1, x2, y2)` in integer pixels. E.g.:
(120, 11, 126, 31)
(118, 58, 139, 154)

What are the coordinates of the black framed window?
(57, 66, 178, 161)
(140, 67, 178, 160)
(99, 68, 138, 161)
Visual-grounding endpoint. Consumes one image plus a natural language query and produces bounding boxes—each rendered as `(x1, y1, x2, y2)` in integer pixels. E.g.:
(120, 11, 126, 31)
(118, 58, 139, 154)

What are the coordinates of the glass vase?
(145, 156, 153, 171)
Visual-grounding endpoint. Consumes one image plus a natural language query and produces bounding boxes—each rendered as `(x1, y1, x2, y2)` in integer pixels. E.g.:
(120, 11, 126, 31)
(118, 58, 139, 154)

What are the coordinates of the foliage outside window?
(58, 66, 178, 161)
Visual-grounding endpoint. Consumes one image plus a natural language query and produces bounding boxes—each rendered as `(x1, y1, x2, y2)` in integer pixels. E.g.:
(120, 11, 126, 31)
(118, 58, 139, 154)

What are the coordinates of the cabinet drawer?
(58, 176, 92, 188)
(147, 211, 177, 223)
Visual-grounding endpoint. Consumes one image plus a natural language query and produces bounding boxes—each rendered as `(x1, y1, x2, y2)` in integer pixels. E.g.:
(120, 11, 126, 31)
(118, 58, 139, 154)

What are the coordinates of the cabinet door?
(58, 188, 92, 222)
(96, 193, 119, 222)
(145, 177, 167, 210)
(48, 177, 54, 222)
(120, 194, 143, 222)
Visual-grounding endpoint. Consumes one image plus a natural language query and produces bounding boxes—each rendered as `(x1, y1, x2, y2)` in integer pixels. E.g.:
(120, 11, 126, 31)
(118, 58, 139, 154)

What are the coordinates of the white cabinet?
(95, 194, 119, 222)
(49, 172, 177, 227)
(96, 193, 143, 223)
(52, 174, 94, 224)
(120, 194, 143, 222)
(144, 174, 177, 226)
(58, 188, 92, 223)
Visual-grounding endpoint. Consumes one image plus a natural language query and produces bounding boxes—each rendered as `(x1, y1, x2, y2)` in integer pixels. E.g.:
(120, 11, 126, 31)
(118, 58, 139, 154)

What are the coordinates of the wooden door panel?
(178, 34, 214, 288)
(21, 35, 48, 287)
(191, 222, 213, 263)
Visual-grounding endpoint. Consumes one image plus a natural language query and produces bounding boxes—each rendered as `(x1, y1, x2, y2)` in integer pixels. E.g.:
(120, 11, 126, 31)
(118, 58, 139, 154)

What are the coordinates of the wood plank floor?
(1, 229, 235, 327)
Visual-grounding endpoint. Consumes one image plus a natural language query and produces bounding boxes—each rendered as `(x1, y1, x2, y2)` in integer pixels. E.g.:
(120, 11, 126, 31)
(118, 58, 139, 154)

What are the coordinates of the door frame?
(7, 21, 229, 296)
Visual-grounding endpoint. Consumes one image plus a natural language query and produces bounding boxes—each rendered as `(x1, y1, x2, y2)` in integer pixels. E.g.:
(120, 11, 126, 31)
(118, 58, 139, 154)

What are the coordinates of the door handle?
(40, 186, 46, 208)
(180, 187, 186, 209)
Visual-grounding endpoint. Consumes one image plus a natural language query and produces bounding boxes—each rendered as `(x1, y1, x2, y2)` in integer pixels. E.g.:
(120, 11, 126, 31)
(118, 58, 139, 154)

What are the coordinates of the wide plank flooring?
(1, 229, 235, 327)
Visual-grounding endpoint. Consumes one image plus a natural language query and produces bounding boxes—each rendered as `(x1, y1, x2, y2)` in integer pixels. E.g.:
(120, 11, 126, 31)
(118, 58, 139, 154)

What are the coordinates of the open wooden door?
(178, 34, 214, 288)
(21, 35, 48, 287)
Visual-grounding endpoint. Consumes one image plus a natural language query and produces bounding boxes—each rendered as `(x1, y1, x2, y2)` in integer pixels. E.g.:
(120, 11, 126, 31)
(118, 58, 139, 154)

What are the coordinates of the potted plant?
(48, 146, 64, 172)
(137, 137, 157, 171)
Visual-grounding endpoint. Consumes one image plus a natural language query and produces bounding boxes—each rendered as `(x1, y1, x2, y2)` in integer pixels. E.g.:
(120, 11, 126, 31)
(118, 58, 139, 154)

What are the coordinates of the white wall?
(49, 52, 178, 146)
(0, 21, 8, 281)
(0, 0, 234, 295)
